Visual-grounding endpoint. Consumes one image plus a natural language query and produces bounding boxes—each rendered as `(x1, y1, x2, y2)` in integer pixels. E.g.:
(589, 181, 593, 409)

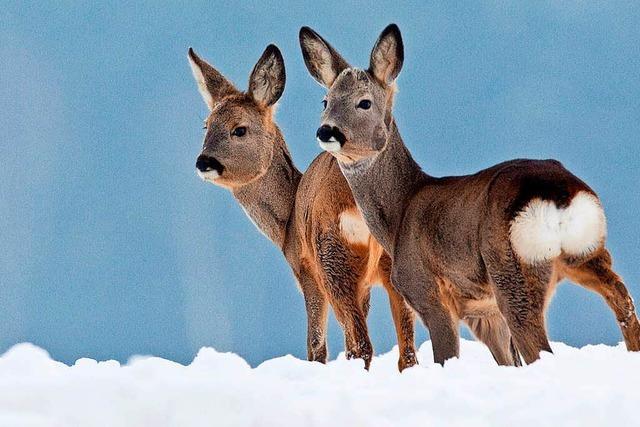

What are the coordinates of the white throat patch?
(339, 210, 370, 245)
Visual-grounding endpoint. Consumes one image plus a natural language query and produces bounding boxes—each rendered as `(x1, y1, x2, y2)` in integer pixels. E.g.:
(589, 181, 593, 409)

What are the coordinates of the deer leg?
(391, 261, 459, 366)
(300, 273, 329, 363)
(360, 286, 372, 319)
(381, 274, 418, 371)
(331, 301, 373, 369)
(317, 231, 373, 369)
(464, 314, 522, 366)
(484, 252, 553, 364)
(420, 298, 459, 366)
(563, 249, 640, 351)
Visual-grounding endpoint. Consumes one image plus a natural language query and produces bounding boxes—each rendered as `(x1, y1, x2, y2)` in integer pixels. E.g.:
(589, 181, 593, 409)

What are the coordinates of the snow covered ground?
(0, 340, 638, 426)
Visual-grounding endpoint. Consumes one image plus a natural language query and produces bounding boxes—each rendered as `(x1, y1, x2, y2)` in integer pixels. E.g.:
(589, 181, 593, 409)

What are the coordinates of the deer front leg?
(300, 275, 329, 363)
(381, 275, 417, 371)
(391, 261, 459, 365)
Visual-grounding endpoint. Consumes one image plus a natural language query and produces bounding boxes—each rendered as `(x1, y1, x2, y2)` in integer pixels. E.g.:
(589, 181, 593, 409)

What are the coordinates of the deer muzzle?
(195, 154, 224, 181)
(316, 125, 346, 153)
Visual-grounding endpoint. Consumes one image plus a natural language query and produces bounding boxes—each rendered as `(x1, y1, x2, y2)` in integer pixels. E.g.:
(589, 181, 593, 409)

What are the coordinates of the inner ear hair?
(369, 24, 404, 85)
(248, 44, 286, 107)
(188, 47, 238, 110)
(383, 86, 396, 128)
(299, 27, 349, 87)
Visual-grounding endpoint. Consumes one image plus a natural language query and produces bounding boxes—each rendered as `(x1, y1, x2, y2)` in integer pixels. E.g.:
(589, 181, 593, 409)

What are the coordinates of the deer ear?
(299, 27, 350, 88)
(248, 44, 286, 107)
(188, 47, 238, 111)
(369, 24, 404, 85)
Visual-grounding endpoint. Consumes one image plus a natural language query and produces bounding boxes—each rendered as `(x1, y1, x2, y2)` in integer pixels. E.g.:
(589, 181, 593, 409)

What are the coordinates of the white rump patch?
(339, 211, 370, 245)
(510, 191, 606, 264)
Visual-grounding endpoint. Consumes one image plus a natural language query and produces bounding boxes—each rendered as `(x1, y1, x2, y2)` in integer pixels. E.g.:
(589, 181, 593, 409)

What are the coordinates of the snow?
(0, 340, 638, 426)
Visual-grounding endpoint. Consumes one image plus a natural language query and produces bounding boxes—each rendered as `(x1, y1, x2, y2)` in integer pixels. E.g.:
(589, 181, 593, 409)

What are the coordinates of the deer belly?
(461, 296, 501, 318)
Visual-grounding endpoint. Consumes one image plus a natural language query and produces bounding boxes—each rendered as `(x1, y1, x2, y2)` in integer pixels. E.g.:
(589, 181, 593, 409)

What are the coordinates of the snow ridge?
(0, 340, 638, 426)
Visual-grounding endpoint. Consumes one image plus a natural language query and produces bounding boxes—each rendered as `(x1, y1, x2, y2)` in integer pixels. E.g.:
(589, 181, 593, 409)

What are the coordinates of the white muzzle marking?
(317, 137, 342, 153)
(196, 169, 220, 182)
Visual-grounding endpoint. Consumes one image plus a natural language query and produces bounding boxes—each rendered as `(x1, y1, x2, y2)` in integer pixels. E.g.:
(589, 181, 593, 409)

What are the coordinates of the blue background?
(1, 1, 639, 365)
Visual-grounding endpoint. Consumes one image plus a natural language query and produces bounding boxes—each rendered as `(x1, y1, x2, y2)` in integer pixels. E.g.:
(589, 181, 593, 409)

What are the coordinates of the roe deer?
(299, 24, 640, 366)
(188, 44, 417, 370)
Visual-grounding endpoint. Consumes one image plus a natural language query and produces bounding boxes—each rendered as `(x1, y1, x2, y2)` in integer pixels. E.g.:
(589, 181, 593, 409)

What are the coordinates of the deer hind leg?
(563, 249, 640, 351)
(299, 271, 329, 363)
(464, 314, 522, 366)
(330, 301, 373, 369)
(380, 271, 417, 372)
(359, 286, 372, 319)
(317, 232, 373, 369)
(484, 245, 553, 364)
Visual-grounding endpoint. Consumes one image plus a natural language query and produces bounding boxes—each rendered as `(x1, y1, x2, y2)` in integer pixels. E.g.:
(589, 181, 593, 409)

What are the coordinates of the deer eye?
(231, 126, 246, 137)
(357, 99, 372, 110)
(322, 100, 327, 110)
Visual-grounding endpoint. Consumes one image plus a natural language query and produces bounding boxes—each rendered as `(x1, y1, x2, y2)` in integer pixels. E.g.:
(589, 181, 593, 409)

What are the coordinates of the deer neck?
(232, 133, 301, 250)
(338, 121, 427, 254)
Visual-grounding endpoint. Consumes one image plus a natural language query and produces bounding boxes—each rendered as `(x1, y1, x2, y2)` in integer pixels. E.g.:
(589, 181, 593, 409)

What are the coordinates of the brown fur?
(300, 24, 640, 366)
(189, 45, 417, 371)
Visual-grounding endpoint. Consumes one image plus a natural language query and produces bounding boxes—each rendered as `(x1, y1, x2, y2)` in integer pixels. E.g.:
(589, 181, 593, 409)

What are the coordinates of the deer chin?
(332, 144, 378, 169)
(338, 155, 375, 176)
(196, 169, 221, 183)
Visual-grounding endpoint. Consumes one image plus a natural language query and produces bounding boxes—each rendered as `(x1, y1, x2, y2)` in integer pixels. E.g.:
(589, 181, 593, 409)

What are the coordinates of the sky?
(1, 1, 639, 366)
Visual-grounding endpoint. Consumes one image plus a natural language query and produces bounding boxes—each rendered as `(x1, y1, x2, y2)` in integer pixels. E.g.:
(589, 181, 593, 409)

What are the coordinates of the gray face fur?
(189, 45, 286, 189)
(300, 25, 404, 165)
(199, 95, 276, 188)
(320, 69, 391, 163)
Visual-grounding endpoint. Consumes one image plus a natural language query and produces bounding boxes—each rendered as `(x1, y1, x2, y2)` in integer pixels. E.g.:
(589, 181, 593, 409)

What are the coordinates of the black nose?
(316, 125, 346, 146)
(195, 154, 224, 174)
(316, 125, 334, 143)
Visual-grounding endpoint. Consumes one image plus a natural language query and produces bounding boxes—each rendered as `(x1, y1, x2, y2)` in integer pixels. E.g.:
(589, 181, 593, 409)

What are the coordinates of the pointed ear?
(248, 44, 286, 107)
(188, 47, 238, 110)
(369, 24, 404, 85)
(299, 26, 350, 88)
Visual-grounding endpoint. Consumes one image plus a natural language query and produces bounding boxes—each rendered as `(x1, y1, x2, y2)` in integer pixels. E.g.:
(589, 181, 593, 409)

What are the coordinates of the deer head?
(299, 24, 403, 164)
(189, 45, 286, 189)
